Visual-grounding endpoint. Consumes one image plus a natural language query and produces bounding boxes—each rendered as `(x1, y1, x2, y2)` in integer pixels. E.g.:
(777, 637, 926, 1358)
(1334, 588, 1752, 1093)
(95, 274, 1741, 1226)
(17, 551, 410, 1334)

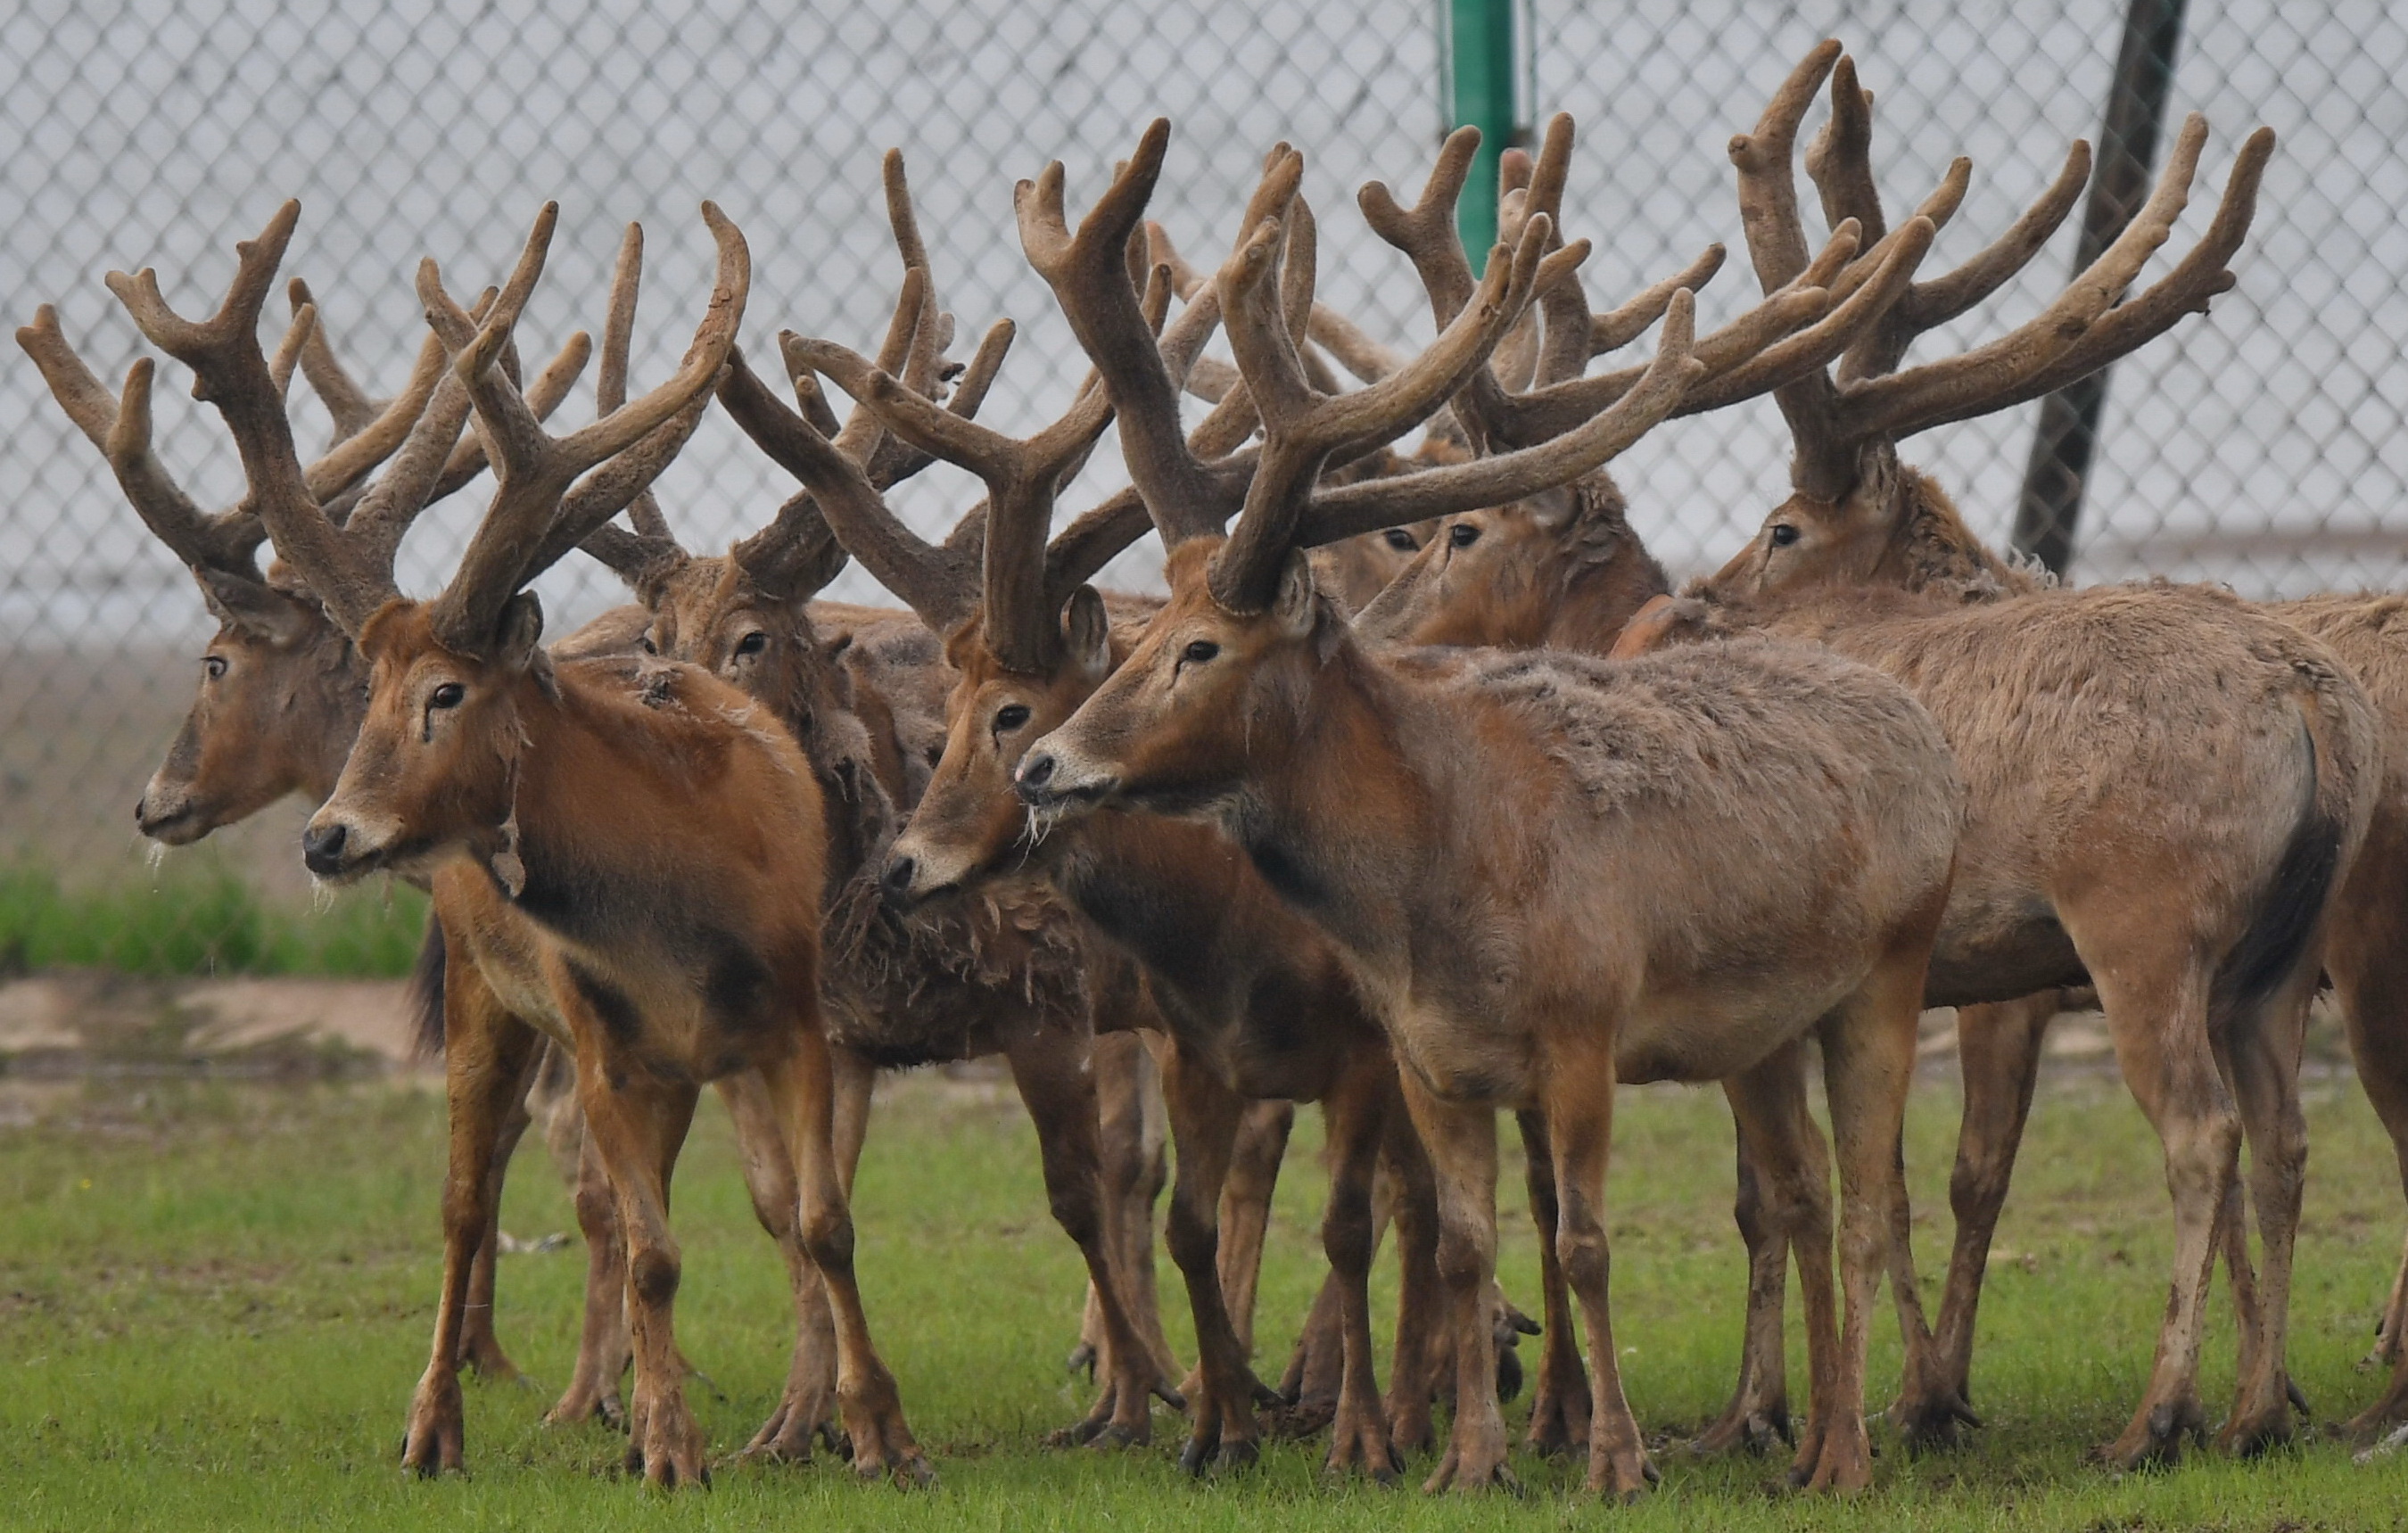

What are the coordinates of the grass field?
(2, 1064, 2404, 1531)
(0, 864, 431, 978)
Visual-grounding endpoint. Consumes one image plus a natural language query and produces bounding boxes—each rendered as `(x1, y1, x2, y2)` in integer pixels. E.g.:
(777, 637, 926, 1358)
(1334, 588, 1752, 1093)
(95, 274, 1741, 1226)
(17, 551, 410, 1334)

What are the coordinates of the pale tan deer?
(1610, 43, 2384, 1468)
(1675, 48, 2408, 1448)
(994, 119, 1967, 1496)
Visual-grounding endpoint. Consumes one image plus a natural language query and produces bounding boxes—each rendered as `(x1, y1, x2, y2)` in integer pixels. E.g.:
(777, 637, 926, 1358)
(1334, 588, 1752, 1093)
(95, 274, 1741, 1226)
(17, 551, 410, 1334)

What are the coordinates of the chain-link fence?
(4, 0, 2404, 966)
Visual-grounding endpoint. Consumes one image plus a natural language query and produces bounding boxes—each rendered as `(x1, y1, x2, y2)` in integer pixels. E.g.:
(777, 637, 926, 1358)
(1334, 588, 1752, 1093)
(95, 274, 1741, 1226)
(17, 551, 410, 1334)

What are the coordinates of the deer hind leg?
(547, 1124, 633, 1430)
(1912, 992, 2058, 1447)
(2326, 874, 2408, 1439)
(756, 1026, 928, 1486)
(1218, 1098, 1294, 1364)
(716, 1066, 843, 1463)
(1396, 1078, 1513, 1494)
(1513, 1109, 1591, 1460)
(2216, 951, 2327, 1456)
(402, 958, 540, 1476)
(1317, 1058, 1404, 1479)
(1381, 1098, 1444, 1458)
(1801, 944, 1929, 1495)
(1002, 1013, 1168, 1449)
(2085, 947, 2236, 1470)
(1701, 1038, 1827, 1461)
(1158, 1046, 1269, 1473)
(571, 1057, 705, 1488)
(1076, 1030, 1180, 1391)
(454, 1039, 540, 1383)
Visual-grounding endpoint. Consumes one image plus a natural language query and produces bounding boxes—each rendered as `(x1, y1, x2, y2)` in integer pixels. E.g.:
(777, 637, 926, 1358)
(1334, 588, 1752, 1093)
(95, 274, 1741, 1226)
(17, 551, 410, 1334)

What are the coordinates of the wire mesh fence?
(2, 0, 2403, 968)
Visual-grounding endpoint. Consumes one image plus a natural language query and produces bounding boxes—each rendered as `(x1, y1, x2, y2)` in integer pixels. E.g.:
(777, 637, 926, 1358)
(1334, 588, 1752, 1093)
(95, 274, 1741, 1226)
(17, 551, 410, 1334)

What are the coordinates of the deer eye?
(1769, 523, 1800, 548)
(1182, 639, 1219, 665)
(639, 633, 658, 655)
(429, 682, 466, 711)
(735, 631, 768, 657)
(1448, 523, 1481, 548)
(203, 655, 228, 680)
(994, 704, 1031, 733)
(1382, 528, 1418, 552)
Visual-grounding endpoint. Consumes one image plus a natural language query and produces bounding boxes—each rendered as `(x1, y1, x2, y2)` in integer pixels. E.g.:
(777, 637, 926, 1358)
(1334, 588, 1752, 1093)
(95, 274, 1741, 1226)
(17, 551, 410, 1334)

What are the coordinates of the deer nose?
(301, 822, 350, 876)
(880, 853, 918, 906)
(1016, 753, 1057, 801)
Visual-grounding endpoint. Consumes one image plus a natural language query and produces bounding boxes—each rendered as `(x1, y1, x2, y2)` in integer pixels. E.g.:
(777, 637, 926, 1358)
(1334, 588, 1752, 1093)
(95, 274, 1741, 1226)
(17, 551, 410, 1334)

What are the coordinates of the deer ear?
(196, 570, 315, 647)
(1273, 549, 1318, 639)
(495, 591, 546, 671)
(1525, 485, 1579, 531)
(1062, 586, 1111, 681)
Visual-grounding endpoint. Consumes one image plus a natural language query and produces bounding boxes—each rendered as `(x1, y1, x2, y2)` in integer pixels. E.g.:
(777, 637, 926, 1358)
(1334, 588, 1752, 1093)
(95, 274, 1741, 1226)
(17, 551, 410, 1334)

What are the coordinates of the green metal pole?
(1448, 0, 1515, 272)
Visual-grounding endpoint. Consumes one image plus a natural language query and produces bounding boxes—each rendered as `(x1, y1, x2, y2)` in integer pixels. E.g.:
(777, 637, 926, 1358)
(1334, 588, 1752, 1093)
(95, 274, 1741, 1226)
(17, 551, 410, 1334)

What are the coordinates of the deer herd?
(23, 38, 2408, 1497)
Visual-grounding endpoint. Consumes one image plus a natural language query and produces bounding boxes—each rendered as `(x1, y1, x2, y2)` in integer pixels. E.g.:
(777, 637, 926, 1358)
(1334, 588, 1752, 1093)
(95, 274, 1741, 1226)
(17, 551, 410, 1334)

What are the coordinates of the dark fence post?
(2008, 0, 2189, 575)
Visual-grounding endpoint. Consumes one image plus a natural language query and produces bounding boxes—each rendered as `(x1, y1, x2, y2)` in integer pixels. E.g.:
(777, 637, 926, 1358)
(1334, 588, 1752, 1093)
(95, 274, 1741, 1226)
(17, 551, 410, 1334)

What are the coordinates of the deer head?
(1698, 43, 2271, 604)
(95, 202, 743, 883)
(997, 120, 1717, 820)
(21, 230, 589, 844)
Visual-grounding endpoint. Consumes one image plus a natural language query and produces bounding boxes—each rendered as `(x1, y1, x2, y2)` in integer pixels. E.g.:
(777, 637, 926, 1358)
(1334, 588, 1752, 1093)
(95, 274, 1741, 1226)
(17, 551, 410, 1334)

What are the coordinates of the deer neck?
(1871, 464, 2046, 600)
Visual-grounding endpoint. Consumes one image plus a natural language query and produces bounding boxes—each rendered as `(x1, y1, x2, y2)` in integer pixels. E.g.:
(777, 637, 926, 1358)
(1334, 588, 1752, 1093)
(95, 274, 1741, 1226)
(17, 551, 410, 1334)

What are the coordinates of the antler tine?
(279, 277, 464, 511)
(1728, 40, 1843, 295)
(1590, 243, 1725, 356)
(1889, 123, 2273, 436)
(1676, 216, 1934, 415)
(594, 221, 679, 546)
(268, 304, 315, 405)
(422, 201, 746, 651)
(1298, 290, 1703, 544)
(425, 317, 590, 499)
(1831, 112, 2223, 444)
(1803, 55, 1885, 244)
(1208, 178, 1557, 613)
(1020, 117, 1250, 544)
(528, 384, 718, 587)
(1358, 125, 1484, 330)
(17, 307, 268, 583)
(288, 278, 379, 435)
(726, 333, 976, 630)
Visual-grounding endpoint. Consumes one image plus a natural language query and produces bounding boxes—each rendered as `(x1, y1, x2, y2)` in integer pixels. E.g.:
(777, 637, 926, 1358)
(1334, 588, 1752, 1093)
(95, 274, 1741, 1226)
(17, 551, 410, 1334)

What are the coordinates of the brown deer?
(1667, 46, 2408, 1449)
(1611, 44, 2384, 1467)
(94, 198, 925, 1487)
(571, 175, 1183, 1449)
(26, 264, 887, 1458)
(1001, 119, 1967, 1497)
(767, 210, 1458, 1474)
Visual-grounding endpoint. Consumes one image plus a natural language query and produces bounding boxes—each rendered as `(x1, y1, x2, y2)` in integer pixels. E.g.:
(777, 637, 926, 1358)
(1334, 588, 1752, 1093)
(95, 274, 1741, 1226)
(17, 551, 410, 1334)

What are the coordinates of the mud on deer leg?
(1005, 1017, 1167, 1449)
(1918, 993, 2056, 1446)
(763, 1029, 930, 1486)
(403, 962, 540, 1476)
(1513, 1110, 1589, 1460)
(455, 1045, 540, 1383)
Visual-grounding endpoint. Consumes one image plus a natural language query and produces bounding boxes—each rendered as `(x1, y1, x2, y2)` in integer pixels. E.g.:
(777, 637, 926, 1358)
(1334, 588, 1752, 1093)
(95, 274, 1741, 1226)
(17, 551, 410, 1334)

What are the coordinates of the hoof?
(400, 1372, 466, 1477)
(1692, 1405, 1792, 1457)
(1887, 1387, 1982, 1453)
(1421, 1442, 1521, 1494)
(2098, 1397, 2208, 1471)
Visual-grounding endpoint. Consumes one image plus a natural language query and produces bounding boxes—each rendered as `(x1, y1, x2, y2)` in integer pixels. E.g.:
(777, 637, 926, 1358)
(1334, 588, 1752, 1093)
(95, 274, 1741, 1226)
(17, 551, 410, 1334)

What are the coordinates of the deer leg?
(1381, 1096, 1444, 1459)
(2328, 879, 2408, 1439)
(572, 1056, 705, 1488)
(454, 1040, 540, 1382)
(1396, 1077, 1512, 1493)
(1002, 1016, 1167, 1450)
(2216, 960, 2322, 1456)
(1076, 1031, 1178, 1387)
(1158, 1045, 1267, 1473)
(713, 1068, 836, 1463)
(547, 1123, 633, 1430)
(1531, 1036, 1654, 1499)
(759, 1027, 928, 1485)
(1797, 949, 1928, 1495)
(1513, 1109, 1590, 1459)
(2087, 950, 2236, 1469)
(1218, 1098, 1295, 1362)
(1318, 1058, 1404, 1479)
(401, 958, 539, 1476)
(1701, 1040, 1826, 1459)
(1913, 993, 2055, 1446)
(1277, 1262, 1350, 1436)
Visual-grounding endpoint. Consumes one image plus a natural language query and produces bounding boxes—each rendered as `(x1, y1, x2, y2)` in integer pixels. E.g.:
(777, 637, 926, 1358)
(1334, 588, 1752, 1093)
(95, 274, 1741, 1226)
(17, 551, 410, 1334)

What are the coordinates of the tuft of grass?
(0, 862, 430, 978)
(0, 1068, 2404, 1530)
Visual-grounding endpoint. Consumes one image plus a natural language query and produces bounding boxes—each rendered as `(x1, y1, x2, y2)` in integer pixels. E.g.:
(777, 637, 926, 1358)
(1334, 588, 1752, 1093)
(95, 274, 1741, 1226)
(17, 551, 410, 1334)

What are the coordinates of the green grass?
(0, 863, 431, 978)
(1, 1068, 2404, 1530)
